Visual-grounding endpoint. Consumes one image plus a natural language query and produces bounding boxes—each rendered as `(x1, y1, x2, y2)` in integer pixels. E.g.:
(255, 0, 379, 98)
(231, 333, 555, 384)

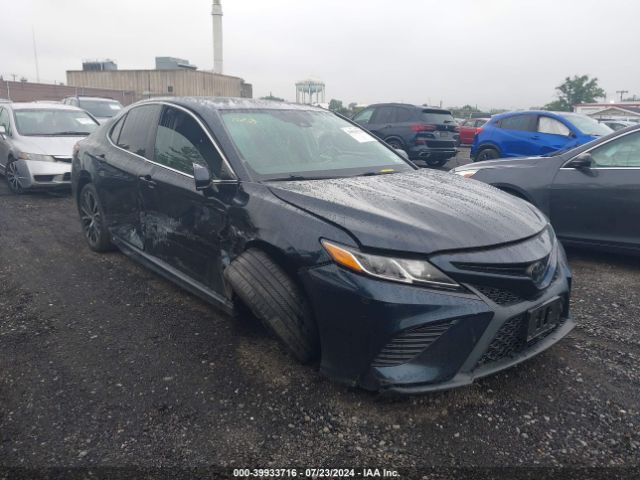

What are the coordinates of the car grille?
(372, 320, 454, 368)
(472, 285, 524, 306)
(476, 312, 567, 368)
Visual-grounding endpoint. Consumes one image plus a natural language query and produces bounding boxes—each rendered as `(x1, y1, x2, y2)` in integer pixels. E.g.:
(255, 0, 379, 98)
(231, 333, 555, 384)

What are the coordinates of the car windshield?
(421, 110, 456, 124)
(560, 113, 612, 136)
(13, 109, 99, 136)
(220, 109, 413, 181)
(78, 99, 122, 118)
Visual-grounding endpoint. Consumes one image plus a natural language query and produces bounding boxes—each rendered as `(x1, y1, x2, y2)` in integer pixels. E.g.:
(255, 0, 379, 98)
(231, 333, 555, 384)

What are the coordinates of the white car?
(0, 102, 100, 193)
(62, 96, 123, 124)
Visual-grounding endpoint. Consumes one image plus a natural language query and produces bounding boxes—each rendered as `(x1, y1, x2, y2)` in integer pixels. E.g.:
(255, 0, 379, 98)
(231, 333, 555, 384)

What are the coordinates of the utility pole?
(616, 90, 629, 102)
(32, 27, 40, 83)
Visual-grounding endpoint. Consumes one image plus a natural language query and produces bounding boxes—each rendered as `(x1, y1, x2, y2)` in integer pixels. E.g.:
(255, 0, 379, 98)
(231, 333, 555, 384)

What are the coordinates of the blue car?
(471, 110, 612, 161)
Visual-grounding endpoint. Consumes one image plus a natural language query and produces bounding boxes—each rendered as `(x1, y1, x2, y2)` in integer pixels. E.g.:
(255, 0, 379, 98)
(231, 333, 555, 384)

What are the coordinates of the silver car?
(0, 102, 99, 193)
(61, 96, 123, 124)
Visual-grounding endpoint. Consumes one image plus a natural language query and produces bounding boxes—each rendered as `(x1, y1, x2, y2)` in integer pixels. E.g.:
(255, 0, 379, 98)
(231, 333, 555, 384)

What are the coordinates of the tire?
(385, 137, 405, 151)
(224, 249, 319, 363)
(476, 147, 500, 162)
(5, 158, 24, 194)
(78, 183, 113, 252)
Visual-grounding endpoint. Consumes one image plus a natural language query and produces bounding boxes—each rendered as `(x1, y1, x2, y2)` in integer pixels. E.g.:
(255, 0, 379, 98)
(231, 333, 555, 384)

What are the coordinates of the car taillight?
(476, 127, 483, 134)
(411, 123, 437, 132)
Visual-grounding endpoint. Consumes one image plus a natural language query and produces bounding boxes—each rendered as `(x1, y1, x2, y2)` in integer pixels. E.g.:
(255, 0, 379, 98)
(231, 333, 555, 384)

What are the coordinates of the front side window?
(13, 109, 99, 136)
(220, 109, 412, 181)
(589, 131, 640, 167)
(117, 105, 159, 158)
(499, 114, 535, 132)
(353, 108, 374, 124)
(154, 107, 223, 176)
(538, 116, 571, 136)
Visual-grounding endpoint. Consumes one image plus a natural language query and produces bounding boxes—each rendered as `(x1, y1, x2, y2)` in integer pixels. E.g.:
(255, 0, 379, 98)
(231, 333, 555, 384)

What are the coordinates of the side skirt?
(112, 236, 234, 315)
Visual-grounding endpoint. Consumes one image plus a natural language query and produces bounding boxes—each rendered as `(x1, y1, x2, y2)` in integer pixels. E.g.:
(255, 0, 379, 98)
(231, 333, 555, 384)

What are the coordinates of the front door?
(550, 130, 640, 249)
(139, 105, 231, 295)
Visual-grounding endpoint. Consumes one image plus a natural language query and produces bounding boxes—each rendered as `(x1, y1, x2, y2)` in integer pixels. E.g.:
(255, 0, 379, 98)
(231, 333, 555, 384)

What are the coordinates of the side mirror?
(395, 148, 409, 160)
(193, 163, 212, 190)
(566, 153, 593, 169)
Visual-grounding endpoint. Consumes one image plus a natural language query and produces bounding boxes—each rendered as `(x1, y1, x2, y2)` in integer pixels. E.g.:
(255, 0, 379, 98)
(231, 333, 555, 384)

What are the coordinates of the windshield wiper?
(47, 131, 92, 136)
(266, 174, 338, 182)
(356, 169, 398, 177)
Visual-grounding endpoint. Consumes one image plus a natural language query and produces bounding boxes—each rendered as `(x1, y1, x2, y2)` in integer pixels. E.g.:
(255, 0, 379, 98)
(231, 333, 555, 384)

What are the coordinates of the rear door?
(366, 106, 396, 140)
(495, 114, 538, 157)
(99, 104, 160, 248)
(534, 115, 576, 156)
(139, 104, 232, 296)
(550, 130, 640, 248)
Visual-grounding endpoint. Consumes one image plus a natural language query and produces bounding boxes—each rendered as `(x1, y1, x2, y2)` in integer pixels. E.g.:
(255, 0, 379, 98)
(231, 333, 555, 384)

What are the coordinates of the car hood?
(14, 135, 86, 157)
(268, 170, 547, 254)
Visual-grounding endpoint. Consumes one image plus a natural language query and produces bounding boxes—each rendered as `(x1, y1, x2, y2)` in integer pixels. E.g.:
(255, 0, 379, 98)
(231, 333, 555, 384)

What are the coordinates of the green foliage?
(543, 75, 606, 111)
(260, 92, 285, 102)
(328, 99, 351, 116)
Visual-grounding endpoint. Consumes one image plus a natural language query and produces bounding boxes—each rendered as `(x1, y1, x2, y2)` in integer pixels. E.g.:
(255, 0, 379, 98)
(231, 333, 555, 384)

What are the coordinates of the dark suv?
(352, 103, 459, 167)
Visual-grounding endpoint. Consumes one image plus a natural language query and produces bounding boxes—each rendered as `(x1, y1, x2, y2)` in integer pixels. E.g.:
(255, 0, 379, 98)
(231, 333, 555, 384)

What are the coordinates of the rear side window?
(117, 105, 160, 159)
(373, 106, 395, 124)
(421, 110, 455, 125)
(154, 106, 223, 176)
(538, 116, 570, 136)
(498, 114, 535, 132)
(394, 107, 414, 123)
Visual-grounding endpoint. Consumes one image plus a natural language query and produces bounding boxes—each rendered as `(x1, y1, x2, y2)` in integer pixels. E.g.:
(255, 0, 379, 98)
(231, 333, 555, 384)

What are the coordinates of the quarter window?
(109, 114, 126, 144)
(538, 117, 571, 136)
(117, 105, 159, 159)
(154, 106, 223, 176)
(588, 131, 640, 167)
(0, 108, 10, 133)
(499, 114, 535, 132)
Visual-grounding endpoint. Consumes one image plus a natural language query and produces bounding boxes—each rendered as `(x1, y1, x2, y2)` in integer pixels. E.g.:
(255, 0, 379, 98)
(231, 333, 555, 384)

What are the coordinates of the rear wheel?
(385, 137, 405, 151)
(224, 249, 319, 363)
(78, 183, 113, 252)
(476, 147, 500, 162)
(5, 159, 23, 194)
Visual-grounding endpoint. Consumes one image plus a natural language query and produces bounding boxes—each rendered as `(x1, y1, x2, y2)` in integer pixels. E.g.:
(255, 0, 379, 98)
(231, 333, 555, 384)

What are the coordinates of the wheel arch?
(75, 170, 93, 204)
(492, 183, 535, 204)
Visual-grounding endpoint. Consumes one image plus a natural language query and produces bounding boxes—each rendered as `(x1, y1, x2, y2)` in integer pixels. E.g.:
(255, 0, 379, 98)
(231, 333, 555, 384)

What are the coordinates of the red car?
(459, 118, 489, 145)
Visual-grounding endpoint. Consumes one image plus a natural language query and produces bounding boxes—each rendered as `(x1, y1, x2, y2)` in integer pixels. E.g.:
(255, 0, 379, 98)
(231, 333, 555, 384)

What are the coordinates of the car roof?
(66, 96, 119, 101)
(136, 96, 327, 112)
(368, 103, 451, 112)
(9, 102, 87, 112)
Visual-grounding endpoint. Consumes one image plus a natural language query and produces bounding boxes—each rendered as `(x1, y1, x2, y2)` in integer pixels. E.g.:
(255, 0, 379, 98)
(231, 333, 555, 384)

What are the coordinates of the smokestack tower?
(212, 0, 223, 74)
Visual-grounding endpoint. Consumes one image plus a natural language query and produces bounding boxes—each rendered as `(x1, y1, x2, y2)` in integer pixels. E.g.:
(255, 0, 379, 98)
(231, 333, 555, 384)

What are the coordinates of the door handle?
(139, 174, 157, 188)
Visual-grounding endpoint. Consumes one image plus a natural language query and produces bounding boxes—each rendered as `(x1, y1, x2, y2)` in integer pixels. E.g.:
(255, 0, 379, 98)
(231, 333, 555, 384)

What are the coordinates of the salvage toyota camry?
(72, 98, 574, 393)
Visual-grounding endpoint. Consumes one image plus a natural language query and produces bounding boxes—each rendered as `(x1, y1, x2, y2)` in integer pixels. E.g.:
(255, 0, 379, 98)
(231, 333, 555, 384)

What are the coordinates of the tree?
(328, 99, 350, 116)
(260, 92, 285, 102)
(543, 75, 605, 111)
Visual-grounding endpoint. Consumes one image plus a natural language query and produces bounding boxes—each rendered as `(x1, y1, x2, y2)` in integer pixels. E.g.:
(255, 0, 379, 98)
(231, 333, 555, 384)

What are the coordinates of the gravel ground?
(0, 158, 639, 476)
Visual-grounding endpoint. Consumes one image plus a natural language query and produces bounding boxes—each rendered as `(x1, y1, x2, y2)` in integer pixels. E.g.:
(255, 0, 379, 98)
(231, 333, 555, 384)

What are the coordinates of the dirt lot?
(1, 157, 639, 474)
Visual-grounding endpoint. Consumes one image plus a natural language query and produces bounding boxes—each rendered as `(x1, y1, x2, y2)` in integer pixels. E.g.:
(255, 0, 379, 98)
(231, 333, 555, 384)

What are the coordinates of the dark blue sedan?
(471, 110, 612, 161)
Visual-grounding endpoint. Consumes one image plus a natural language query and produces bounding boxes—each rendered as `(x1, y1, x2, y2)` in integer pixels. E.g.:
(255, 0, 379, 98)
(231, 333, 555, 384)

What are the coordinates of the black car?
(453, 125, 640, 255)
(72, 97, 573, 393)
(352, 103, 459, 168)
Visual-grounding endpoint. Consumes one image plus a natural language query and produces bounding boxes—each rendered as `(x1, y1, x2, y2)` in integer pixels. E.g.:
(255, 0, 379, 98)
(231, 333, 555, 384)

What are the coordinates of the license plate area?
(526, 296, 563, 342)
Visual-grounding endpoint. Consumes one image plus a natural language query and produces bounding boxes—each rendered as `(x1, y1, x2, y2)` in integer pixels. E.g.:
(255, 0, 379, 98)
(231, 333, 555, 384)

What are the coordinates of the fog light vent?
(372, 320, 454, 368)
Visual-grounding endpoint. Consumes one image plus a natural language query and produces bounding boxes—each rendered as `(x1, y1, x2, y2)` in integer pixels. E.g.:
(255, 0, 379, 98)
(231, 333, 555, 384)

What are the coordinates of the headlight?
(18, 152, 55, 162)
(453, 169, 478, 178)
(321, 240, 461, 290)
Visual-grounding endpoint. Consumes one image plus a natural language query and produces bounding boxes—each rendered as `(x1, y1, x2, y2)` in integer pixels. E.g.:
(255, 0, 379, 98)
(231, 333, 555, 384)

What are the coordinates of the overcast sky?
(1, 0, 637, 109)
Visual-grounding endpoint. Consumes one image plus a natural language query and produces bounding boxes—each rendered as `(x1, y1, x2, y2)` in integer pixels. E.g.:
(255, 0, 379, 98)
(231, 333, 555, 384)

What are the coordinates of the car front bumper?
(300, 242, 573, 394)
(13, 159, 71, 189)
